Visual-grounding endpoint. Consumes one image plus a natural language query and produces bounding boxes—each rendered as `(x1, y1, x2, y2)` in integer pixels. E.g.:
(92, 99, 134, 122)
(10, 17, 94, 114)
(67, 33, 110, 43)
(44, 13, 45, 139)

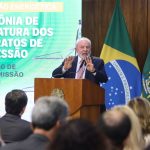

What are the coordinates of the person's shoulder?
(0, 116, 3, 122)
(92, 56, 100, 59)
(0, 142, 20, 150)
(92, 56, 104, 62)
(17, 118, 31, 130)
(0, 115, 9, 124)
(20, 118, 31, 124)
(74, 56, 78, 61)
(0, 114, 7, 119)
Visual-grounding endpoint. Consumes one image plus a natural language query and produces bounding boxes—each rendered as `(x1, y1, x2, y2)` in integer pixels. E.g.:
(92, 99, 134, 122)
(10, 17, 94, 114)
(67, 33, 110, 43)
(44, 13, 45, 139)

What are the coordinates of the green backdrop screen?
(0, 0, 82, 120)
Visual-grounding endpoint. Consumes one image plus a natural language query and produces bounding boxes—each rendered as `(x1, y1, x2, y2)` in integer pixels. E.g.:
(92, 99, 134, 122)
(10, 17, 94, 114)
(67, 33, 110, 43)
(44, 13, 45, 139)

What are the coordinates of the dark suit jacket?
(0, 113, 32, 143)
(52, 56, 108, 84)
(0, 134, 50, 150)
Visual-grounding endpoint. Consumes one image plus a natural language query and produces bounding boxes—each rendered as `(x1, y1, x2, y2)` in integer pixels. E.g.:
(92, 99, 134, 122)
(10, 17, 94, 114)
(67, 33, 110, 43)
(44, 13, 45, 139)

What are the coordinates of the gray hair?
(32, 96, 69, 130)
(75, 37, 91, 48)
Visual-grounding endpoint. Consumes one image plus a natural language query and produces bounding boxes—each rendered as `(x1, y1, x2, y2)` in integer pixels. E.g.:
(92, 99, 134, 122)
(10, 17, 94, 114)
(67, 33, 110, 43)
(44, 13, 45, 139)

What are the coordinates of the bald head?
(99, 109, 131, 147)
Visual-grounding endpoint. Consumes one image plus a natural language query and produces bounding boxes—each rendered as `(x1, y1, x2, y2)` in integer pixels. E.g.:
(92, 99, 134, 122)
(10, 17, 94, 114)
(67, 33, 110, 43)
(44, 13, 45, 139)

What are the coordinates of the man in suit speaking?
(52, 37, 108, 84)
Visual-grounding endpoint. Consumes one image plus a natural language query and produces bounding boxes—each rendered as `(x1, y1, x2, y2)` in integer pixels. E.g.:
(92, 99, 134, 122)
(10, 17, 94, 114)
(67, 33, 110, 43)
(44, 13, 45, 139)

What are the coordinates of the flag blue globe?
(100, 60, 142, 109)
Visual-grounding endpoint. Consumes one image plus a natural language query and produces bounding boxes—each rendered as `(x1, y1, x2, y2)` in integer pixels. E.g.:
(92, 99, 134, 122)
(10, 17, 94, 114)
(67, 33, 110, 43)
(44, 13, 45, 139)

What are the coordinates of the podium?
(34, 78, 104, 124)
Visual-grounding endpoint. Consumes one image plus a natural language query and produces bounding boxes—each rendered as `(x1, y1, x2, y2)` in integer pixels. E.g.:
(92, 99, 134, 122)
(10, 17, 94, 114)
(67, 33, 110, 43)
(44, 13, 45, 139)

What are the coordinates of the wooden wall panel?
(82, 0, 100, 56)
(132, 0, 147, 70)
(121, 0, 134, 44)
(83, 0, 149, 71)
(121, 0, 147, 70)
(83, 0, 115, 57)
(99, 0, 115, 55)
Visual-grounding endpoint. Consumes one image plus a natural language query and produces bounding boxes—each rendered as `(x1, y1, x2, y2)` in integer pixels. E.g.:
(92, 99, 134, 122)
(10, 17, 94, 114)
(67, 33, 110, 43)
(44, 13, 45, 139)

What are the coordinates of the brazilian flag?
(142, 49, 150, 101)
(100, 0, 142, 109)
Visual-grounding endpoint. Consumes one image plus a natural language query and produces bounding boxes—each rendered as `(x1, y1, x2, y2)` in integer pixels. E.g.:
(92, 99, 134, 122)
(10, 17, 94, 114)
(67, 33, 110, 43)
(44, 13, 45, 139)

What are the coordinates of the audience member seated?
(112, 105, 145, 150)
(98, 108, 131, 150)
(0, 96, 69, 150)
(0, 89, 32, 143)
(49, 118, 108, 150)
(128, 97, 150, 147)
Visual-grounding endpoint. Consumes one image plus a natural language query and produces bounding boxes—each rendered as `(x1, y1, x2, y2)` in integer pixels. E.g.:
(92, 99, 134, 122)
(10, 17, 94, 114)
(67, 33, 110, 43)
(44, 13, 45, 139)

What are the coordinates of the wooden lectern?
(34, 78, 104, 124)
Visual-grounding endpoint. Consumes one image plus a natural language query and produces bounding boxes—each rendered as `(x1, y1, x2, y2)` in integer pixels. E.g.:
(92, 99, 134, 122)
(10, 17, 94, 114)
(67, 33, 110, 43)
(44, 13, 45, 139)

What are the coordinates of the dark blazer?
(52, 56, 108, 84)
(0, 113, 32, 143)
(0, 134, 50, 150)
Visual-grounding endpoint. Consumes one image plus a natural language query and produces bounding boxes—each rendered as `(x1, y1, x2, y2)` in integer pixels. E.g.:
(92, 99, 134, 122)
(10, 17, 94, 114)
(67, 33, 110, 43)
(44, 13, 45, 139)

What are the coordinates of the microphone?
(52, 68, 81, 78)
(52, 58, 87, 78)
(52, 68, 79, 78)
(52, 61, 86, 78)
(51, 73, 65, 78)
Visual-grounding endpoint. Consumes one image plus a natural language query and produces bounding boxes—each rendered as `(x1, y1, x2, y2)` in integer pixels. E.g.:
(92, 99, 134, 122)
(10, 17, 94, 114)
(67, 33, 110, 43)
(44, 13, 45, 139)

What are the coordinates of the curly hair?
(128, 97, 150, 135)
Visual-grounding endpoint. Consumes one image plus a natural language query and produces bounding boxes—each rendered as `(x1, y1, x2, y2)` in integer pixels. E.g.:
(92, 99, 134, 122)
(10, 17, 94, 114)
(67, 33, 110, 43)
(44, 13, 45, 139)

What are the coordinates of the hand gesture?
(64, 56, 74, 70)
(85, 57, 96, 73)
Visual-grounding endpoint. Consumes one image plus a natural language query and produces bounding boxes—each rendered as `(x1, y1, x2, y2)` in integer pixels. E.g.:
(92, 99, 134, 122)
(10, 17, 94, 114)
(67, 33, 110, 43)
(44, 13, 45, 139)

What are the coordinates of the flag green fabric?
(100, 0, 142, 109)
(142, 49, 150, 101)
